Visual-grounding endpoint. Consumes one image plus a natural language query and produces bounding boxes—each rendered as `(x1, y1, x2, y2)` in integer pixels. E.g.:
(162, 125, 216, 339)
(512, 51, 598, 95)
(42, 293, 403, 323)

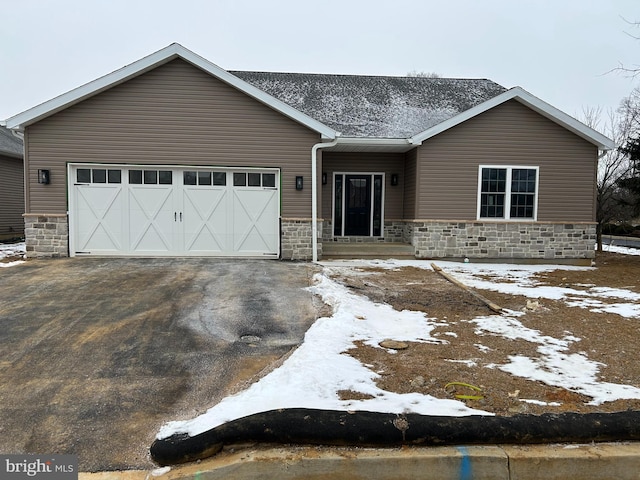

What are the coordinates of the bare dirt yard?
(330, 251, 640, 417)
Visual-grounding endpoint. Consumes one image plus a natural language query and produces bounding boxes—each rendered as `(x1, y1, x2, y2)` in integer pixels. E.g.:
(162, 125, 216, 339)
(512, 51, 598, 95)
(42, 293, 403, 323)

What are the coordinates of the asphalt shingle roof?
(232, 72, 507, 138)
(0, 125, 23, 157)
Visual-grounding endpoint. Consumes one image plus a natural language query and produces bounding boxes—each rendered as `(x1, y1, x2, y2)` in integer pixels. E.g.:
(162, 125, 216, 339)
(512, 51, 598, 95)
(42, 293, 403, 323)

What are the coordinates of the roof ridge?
(231, 70, 497, 82)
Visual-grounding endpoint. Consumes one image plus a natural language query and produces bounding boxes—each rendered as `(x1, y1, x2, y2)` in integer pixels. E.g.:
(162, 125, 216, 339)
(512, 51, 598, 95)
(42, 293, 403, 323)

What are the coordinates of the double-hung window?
(478, 166, 538, 220)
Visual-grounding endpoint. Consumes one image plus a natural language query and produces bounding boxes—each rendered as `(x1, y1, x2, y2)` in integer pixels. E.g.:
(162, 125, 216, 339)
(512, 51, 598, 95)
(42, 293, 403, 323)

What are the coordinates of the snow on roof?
(0, 125, 22, 157)
(232, 72, 507, 138)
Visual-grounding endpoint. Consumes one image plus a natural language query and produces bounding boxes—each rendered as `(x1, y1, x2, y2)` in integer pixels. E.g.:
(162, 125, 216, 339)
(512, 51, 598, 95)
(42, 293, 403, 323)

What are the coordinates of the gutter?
(311, 138, 339, 262)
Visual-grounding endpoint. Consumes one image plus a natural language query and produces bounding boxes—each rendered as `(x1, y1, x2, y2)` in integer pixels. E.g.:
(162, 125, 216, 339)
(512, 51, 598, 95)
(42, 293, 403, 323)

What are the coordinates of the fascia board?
(6, 44, 338, 139)
(337, 137, 411, 146)
(6, 44, 184, 130)
(410, 87, 616, 151)
(0, 149, 23, 159)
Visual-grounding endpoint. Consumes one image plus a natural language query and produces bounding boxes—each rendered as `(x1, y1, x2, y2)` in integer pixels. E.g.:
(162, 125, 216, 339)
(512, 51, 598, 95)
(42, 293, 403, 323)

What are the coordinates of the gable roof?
(4, 44, 337, 139)
(233, 71, 506, 138)
(410, 87, 616, 151)
(0, 125, 23, 158)
(4, 43, 614, 151)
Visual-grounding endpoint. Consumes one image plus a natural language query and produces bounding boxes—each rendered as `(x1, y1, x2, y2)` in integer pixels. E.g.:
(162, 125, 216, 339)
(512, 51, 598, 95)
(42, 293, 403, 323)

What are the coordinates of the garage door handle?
(174, 212, 177, 222)
(180, 212, 183, 222)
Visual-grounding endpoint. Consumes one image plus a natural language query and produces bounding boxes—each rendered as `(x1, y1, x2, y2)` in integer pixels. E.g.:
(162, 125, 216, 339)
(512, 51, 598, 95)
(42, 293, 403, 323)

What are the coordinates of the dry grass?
(330, 252, 640, 416)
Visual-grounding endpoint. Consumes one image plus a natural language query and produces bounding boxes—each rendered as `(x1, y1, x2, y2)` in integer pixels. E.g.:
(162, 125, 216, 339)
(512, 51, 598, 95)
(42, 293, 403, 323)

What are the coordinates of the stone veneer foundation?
(22, 216, 596, 262)
(280, 218, 319, 260)
(321, 219, 596, 263)
(409, 220, 596, 261)
(24, 214, 69, 258)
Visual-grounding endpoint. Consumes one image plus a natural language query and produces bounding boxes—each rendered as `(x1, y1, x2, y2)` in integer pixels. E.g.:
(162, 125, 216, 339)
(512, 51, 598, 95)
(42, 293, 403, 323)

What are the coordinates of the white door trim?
(331, 171, 386, 238)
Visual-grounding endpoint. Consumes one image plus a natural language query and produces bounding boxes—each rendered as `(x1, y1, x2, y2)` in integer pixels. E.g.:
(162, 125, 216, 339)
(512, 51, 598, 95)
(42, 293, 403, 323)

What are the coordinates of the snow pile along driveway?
(158, 270, 490, 439)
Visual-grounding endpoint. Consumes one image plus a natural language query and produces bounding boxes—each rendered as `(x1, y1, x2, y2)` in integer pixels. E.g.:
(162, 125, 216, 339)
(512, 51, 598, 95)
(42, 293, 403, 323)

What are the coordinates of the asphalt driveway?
(0, 257, 320, 472)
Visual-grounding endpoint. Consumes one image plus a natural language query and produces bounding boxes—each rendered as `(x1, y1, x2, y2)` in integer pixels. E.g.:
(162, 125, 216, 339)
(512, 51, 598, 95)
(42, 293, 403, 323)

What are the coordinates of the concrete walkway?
(79, 442, 640, 479)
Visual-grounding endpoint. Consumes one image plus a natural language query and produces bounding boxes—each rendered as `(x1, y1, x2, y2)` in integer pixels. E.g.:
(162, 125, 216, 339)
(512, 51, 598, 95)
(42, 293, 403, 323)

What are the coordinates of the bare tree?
(615, 88, 640, 215)
(611, 19, 640, 77)
(582, 101, 637, 250)
(407, 71, 441, 78)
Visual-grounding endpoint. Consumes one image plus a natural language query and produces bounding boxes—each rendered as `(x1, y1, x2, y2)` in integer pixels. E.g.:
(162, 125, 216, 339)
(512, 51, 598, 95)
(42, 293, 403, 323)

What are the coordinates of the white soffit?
(6, 44, 338, 139)
(410, 87, 616, 151)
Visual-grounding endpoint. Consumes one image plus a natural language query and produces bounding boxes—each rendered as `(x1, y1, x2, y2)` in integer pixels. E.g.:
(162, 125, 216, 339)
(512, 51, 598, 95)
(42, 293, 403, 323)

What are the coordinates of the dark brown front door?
(344, 175, 371, 236)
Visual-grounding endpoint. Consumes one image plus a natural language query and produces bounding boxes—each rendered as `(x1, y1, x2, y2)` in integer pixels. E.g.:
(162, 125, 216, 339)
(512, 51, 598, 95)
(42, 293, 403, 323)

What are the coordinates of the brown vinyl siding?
(24, 59, 320, 216)
(0, 155, 25, 236)
(403, 148, 417, 219)
(321, 152, 405, 220)
(415, 100, 598, 222)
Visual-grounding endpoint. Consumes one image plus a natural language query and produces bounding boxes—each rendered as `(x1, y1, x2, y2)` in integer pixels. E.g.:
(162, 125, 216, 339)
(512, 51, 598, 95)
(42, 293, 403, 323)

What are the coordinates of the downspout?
(311, 138, 339, 262)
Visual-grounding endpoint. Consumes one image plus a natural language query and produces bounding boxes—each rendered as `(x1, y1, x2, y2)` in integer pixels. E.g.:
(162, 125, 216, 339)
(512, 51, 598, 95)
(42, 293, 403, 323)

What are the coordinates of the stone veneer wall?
(281, 219, 318, 260)
(24, 214, 69, 258)
(21, 215, 595, 262)
(410, 221, 596, 260)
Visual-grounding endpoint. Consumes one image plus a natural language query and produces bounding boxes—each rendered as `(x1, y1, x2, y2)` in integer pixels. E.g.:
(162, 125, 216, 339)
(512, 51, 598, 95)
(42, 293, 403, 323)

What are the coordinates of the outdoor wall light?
(391, 173, 398, 186)
(296, 176, 304, 190)
(322, 172, 327, 185)
(38, 169, 50, 184)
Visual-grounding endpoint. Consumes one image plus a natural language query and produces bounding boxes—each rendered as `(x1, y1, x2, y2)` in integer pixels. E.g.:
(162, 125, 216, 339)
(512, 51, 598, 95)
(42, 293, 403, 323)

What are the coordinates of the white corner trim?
(6, 43, 337, 139)
(410, 87, 616, 151)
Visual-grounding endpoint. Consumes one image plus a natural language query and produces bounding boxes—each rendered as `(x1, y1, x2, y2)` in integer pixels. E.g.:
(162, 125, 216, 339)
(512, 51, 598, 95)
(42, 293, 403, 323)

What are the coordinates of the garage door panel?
(182, 187, 228, 253)
(75, 185, 124, 252)
(233, 189, 279, 255)
(129, 186, 175, 253)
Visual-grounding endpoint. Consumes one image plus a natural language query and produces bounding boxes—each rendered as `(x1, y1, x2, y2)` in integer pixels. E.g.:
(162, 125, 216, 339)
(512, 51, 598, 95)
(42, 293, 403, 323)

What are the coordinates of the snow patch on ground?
(467, 313, 640, 404)
(436, 260, 640, 319)
(0, 242, 25, 267)
(157, 248, 640, 440)
(601, 243, 640, 256)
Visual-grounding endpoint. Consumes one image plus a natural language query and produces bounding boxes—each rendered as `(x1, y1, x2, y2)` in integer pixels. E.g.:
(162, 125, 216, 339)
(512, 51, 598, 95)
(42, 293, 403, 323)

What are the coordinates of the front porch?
(321, 241, 415, 260)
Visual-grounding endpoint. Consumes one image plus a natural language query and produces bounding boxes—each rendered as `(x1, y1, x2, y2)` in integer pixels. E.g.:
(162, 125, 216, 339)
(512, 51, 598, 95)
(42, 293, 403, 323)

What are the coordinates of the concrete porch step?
(321, 242, 415, 259)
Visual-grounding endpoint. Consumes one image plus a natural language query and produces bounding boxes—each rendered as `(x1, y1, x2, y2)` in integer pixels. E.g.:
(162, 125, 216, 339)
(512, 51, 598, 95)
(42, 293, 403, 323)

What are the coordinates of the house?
(0, 124, 24, 239)
(5, 44, 614, 263)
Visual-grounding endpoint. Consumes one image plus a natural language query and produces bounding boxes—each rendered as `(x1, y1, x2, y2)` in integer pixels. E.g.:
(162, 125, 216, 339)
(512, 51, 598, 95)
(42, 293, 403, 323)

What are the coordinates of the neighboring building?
(0, 124, 24, 239)
(5, 44, 614, 262)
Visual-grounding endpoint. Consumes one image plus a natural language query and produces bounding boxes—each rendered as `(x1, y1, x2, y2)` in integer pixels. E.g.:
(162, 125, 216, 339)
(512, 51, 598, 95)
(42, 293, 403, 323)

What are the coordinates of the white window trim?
(476, 165, 539, 221)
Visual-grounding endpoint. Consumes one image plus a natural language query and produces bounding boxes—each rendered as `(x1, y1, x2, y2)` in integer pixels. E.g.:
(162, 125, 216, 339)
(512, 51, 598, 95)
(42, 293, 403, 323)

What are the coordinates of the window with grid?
(478, 166, 537, 220)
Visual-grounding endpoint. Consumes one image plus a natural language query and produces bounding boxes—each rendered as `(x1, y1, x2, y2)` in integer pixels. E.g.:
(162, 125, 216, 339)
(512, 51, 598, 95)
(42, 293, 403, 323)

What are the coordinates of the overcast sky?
(1, 0, 638, 128)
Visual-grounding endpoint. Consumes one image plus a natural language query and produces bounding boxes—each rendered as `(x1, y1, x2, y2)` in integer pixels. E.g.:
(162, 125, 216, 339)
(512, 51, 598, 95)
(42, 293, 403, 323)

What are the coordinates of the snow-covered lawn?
(601, 242, 640, 256)
(157, 245, 640, 440)
(0, 241, 25, 267)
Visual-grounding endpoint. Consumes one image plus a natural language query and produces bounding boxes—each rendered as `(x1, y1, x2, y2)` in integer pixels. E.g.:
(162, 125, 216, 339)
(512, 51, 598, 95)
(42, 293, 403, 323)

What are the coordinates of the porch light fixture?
(391, 173, 398, 186)
(296, 176, 304, 190)
(38, 169, 50, 184)
(322, 172, 327, 185)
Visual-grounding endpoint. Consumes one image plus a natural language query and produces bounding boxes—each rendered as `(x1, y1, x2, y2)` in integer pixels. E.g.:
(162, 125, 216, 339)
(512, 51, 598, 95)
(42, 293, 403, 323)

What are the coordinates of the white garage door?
(69, 165, 280, 257)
